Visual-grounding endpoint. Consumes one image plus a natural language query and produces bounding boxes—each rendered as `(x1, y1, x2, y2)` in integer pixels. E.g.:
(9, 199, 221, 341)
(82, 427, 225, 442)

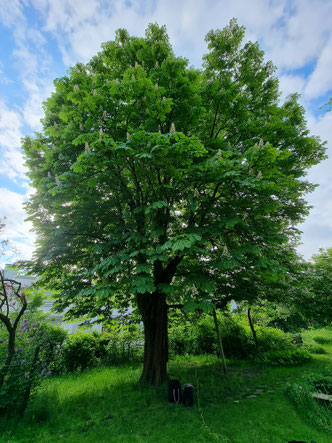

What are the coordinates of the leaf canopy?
(21, 20, 326, 323)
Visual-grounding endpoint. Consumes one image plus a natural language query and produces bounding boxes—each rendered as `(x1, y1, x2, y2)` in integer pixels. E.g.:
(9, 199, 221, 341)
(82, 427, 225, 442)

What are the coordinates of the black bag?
(182, 383, 194, 407)
(168, 379, 181, 403)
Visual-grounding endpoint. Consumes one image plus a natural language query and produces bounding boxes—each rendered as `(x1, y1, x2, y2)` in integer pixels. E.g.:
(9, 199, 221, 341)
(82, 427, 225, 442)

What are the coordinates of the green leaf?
(199, 300, 213, 314)
(183, 299, 197, 313)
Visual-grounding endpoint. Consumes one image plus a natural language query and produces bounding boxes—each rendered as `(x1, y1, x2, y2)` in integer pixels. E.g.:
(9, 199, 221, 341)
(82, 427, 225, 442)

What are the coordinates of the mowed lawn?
(1, 328, 332, 443)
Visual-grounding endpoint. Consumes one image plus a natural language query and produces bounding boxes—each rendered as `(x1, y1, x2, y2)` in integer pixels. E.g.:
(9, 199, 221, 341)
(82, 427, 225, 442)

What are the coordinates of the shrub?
(63, 333, 101, 372)
(256, 326, 295, 352)
(313, 336, 331, 345)
(285, 373, 332, 434)
(305, 344, 327, 355)
(257, 348, 311, 366)
(169, 313, 297, 359)
(62, 326, 143, 372)
(305, 373, 332, 394)
(33, 324, 68, 374)
(102, 322, 143, 364)
(218, 316, 253, 358)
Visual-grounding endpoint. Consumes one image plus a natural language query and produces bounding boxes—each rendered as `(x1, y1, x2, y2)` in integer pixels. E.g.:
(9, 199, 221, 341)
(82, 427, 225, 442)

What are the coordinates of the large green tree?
(22, 21, 325, 385)
(298, 248, 332, 326)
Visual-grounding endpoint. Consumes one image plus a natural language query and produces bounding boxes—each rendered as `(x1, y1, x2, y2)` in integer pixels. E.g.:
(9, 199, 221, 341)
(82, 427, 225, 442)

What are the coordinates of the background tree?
(298, 248, 332, 326)
(21, 20, 326, 385)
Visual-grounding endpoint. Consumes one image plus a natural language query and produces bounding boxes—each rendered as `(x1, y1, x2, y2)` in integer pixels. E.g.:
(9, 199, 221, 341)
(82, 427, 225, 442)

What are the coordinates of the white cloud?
(297, 111, 332, 259)
(278, 74, 306, 98)
(304, 35, 332, 99)
(0, 0, 55, 132)
(264, 0, 332, 71)
(0, 0, 24, 27)
(0, 187, 35, 260)
(0, 100, 26, 180)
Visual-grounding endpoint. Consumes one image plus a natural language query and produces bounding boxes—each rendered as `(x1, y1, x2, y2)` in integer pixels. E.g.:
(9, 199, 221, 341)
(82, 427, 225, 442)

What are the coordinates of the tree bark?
(137, 292, 168, 386)
(0, 327, 15, 390)
(212, 309, 228, 375)
(248, 308, 259, 351)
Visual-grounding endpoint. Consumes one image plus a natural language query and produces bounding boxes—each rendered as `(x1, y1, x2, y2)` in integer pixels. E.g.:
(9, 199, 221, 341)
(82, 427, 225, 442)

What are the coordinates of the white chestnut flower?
(170, 123, 176, 134)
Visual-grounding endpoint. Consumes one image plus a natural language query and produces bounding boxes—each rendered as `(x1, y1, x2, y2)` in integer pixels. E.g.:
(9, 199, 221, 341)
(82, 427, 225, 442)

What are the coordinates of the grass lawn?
(1, 328, 332, 442)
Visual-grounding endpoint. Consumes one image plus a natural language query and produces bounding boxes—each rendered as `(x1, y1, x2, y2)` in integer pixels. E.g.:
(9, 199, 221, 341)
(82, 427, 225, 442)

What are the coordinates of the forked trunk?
(137, 292, 168, 386)
(0, 328, 15, 390)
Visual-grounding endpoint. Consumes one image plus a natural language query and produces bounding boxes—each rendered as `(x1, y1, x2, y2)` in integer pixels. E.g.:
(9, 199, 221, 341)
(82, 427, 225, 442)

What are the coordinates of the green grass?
(1, 328, 332, 442)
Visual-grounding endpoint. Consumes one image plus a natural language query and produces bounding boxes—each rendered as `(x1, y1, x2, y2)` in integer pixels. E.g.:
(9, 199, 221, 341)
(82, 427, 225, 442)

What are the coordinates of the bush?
(0, 316, 65, 417)
(256, 326, 294, 352)
(62, 326, 143, 372)
(305, 344, 327, 355)
(33, 324, 68, 374)
(313, 336, 331, 345)
(63, 333, 102, 372)
(257, 348, 311, 366)
(218, 316, 253, 358)
(305, 373, 332, 394)
(285, 373, 332, 434)
(169, 313, 298, 360)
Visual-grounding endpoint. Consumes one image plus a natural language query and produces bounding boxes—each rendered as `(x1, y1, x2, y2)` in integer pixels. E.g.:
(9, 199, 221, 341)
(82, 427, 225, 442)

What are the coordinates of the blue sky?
(0, 0, 332, 263)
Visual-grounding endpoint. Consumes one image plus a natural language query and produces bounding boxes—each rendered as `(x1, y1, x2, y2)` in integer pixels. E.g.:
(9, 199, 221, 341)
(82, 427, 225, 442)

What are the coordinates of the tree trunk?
(0, 328, 15, 390)
(248, 308, 259, 351)
(137, 292, 168, 386)
(212, 309, 228, 375)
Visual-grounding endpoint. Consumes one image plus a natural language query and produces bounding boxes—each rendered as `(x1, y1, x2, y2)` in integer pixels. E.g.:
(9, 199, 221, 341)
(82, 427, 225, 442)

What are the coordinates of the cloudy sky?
(0, 0, 331, 264)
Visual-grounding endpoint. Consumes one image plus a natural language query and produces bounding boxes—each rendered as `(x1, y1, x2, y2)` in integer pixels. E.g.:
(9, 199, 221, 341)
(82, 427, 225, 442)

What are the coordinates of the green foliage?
(306, 373, 332, 394)
(313, 336, 331, 345)
(19, 21, 327, 384)
(258, 349, 311, 366)
(0, 349, 40, 416)
(33, 324, 68, 374)
(286, 372, 332, 434)
(305, 344, 327, 354)
(62, 332, 104, 372)
(0, 319, 67, 417)
(295, 248, 332, 326)
(169, 313, 299, 360)
(256, 326, 294, 352)
(21, 20, 326, 323)
(62, 327, 143, 372)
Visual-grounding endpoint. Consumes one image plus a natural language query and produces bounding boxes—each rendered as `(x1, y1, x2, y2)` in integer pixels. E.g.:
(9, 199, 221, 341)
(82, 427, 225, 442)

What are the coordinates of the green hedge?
(168, 313, 309, 366)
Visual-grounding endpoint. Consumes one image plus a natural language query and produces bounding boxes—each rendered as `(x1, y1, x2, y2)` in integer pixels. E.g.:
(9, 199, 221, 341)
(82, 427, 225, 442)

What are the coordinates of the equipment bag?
(182, 383, 194, 407)
(168, 379, 181, 404)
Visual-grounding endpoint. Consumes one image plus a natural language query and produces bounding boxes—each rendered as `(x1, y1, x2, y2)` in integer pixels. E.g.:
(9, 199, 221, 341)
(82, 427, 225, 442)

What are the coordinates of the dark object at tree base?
(168, 379, 181, 403)
(182, 383, 194, 407)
